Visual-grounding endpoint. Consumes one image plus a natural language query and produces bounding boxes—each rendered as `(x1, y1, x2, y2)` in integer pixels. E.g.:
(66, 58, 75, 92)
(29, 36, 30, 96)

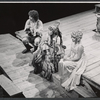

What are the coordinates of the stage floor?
(0, 9, 100, 98)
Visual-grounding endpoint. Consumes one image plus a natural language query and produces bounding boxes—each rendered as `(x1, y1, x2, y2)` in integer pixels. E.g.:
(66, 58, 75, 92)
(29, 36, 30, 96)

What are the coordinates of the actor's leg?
(22, 36, 31, 53)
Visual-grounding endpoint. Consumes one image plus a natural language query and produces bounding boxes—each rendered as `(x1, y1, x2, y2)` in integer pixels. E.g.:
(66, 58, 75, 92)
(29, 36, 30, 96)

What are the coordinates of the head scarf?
(48, 20, 60, 31)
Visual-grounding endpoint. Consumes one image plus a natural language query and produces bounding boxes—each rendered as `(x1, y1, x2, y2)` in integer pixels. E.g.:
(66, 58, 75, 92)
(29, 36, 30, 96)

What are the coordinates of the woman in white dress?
(58, 30, 87, 91)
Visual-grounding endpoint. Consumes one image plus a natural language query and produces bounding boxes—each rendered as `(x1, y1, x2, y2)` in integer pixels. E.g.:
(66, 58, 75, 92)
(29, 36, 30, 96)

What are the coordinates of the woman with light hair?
(58, 30, 87, 91)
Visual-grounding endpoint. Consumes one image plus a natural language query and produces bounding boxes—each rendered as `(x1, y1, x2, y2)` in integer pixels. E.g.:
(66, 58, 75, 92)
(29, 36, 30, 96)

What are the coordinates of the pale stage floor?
(0, 9, 99, 98)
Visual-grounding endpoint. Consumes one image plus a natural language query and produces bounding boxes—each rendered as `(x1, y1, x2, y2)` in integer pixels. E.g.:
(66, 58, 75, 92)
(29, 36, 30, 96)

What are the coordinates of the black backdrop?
(0, 3, 96, 36)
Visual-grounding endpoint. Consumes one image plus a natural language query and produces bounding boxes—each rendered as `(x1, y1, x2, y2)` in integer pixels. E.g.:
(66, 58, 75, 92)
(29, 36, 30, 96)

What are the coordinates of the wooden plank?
(90, 74, 100, 84)
(87, 56, 100, 66)
(25, 73, 44, 85)
(23, 87, 39, 98)
(60, 13, 95, 26)
(83, 66, 100, 79)
(15, 81, 35, 91)
(44, 10, 94, 28)
(15, 30, 27, 39)
(8, 69, 30, 80)
(82, 76, 100, 91)
(0, 34, 23, 46)
(85, 42, 100, 57)
(0, 54, 16, 66)
(0, 75, 22, 97)
(13, 76, 29, 84)
(74, 86, 96, 97)
(85, 61, 100, 73)
(35, 81, 51, 92)
(0, 66, 12, 80)
(5, 64, 33, 73)
(7, 65, 32, 75)
(59, 18, 96, 34)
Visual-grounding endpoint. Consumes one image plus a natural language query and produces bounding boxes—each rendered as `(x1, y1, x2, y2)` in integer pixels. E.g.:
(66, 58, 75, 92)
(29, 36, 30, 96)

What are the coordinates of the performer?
(31, 41, 55, 81)
(58, 31, 87, 91)
(22, 10, 43, 53)
(46, 21, 65, 48)
(46, 21, 66, 72)
(31, 42, 48, 74)
(31, 22, 65, 81)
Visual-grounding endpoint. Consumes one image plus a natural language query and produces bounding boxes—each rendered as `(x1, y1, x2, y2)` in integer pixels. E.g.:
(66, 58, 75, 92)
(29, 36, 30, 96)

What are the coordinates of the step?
(52, 73, 96, 98)
(0, 66, 12, 81)
(0, 74, 24, 97)
(74, 86, 96, 98)
(52, 73, 79, 98)
(15, 30, 27, 40)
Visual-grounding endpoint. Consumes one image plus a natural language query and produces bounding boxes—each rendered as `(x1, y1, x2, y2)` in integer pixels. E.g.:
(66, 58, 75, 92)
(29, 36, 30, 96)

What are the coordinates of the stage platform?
(0, 9, 100, 98)
(0, 33, 68, 98)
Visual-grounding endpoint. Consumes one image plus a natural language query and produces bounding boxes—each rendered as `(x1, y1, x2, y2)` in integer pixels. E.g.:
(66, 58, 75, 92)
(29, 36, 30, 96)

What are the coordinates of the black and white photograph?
(0, 2, 100, 98)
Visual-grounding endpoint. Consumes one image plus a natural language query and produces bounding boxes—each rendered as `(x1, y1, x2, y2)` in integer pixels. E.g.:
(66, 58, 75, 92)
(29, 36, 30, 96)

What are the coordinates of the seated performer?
(31, 41, 55, 80)
(31, 23, 65, 81)
(31, 40, 64, 81)
(31, 41, 48, 74)
(47, 21, 65, 48)
(40, 41, 55, 81)
(47, 21, 63, 46)
(58, 30, 87, 91)
(46, 21, 66, 72)
(22, 10, 43, 53)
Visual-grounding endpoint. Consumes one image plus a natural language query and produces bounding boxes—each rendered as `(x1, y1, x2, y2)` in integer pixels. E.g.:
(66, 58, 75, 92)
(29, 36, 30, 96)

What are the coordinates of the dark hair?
(28, 10, 39, 22)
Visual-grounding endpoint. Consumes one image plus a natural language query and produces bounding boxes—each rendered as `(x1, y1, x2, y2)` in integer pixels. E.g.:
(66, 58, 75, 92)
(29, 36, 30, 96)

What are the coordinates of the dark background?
(0, 3, 96, 36)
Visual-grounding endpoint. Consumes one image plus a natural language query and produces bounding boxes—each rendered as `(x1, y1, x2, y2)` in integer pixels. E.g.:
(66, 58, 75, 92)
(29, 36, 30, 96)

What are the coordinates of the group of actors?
(21, 10, 87, 91)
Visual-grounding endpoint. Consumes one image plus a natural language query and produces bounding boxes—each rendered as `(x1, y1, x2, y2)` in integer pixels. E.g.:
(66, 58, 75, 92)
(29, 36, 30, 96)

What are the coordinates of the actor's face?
(48, 29, 53, 35)
(29, 16, 35, 22)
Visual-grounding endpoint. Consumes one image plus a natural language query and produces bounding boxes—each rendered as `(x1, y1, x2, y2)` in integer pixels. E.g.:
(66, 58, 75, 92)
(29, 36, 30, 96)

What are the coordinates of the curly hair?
(28, 10, 39, 22)
(71, 31, 83, 40)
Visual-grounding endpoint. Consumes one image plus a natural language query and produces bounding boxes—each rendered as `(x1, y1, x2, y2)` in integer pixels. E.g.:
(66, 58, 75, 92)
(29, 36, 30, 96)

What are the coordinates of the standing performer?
(22, 10, 43, 53)
(58, 31, 87, 91)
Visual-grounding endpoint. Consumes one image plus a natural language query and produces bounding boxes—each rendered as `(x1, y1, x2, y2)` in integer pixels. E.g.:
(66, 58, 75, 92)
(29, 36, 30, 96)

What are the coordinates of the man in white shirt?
(22, 10, 43, 53)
